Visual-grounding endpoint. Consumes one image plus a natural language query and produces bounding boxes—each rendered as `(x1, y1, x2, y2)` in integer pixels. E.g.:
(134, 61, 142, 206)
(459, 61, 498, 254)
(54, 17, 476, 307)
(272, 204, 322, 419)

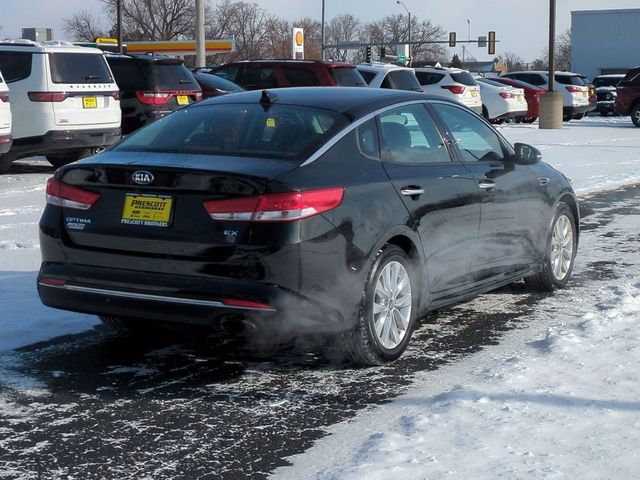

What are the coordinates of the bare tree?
(325, 14, 362, 61)
(501, 51, 525, 72)
(63, 10, 107, 42)
(540, 28, 572, 72)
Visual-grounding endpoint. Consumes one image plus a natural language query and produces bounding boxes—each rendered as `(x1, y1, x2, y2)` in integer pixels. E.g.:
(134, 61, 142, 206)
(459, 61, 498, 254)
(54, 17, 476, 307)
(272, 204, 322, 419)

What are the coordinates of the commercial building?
(572, 9, 640, 80)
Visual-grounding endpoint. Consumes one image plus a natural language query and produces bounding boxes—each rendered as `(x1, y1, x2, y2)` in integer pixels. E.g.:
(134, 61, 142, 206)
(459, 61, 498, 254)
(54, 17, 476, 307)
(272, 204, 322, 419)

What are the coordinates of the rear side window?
(108, 57, 148, 90)
(236, 66, 278, 89)
(0, 51, 33, 83)
(330, 67, 366, 86)
(358, 70, 376, 84)
(141, 62, 199, 90)
(49, 53, 113, 84)
(555, 75, 585, 86)
(415, 71, 445, 85)
(214, 65, 240, 82)
(115, 104, 348, 161)
(381, 71, 421, 91)
(522, 74, 546, 86)
(281, 67, 320, 86)
(450, 72, 477, 86)
(620, 68, 640, 86)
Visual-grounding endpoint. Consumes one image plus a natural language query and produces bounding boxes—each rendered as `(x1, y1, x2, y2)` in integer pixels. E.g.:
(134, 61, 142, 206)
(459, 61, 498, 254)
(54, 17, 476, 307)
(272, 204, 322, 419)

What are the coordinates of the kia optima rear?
(38, 87, 578, 365)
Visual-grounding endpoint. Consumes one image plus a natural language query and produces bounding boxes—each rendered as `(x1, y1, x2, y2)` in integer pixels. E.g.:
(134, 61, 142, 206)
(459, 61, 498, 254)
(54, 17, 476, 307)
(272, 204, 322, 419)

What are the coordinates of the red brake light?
(0, 93, 8, 103)
(499, 92, 514, 99)
(566, 86, 582, 93)
(28, 91, 68, 102)
(135, 91, 172, 105)
(203, 187, 345, 222)
(220, 298, 272, 310)
(195, 92, 203, 101)
(46, 177, 100, 210)
(441, 85, 465, 94)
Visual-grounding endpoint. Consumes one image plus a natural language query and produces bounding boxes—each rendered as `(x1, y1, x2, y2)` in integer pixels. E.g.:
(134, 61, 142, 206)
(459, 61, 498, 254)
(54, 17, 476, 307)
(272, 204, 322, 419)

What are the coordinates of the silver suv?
(414, 67, 482, 115)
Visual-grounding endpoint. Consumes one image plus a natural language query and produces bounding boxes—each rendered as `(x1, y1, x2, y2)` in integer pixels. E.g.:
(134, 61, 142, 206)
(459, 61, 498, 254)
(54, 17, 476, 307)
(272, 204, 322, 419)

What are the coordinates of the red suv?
(212, 60, 367, 90)
(614, 67, 640, 127)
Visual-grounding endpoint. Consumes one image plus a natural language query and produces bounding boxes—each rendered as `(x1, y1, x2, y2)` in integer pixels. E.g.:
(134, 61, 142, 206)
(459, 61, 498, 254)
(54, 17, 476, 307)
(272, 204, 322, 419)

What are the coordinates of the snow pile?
(274, 282, 640, 479)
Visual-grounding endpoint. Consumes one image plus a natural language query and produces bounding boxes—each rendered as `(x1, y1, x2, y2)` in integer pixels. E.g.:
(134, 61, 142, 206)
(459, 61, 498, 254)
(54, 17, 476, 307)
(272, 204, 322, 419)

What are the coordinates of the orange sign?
(295, 31, 304, 47)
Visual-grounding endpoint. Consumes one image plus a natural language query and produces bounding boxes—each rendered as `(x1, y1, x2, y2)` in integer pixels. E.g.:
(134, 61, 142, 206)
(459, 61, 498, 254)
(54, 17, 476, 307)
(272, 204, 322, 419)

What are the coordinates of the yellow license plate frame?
(176, 95, 189, 105)
(471, 90, 478, 97)
(121, 194, 173, 227)
(83, 96, 98, 109)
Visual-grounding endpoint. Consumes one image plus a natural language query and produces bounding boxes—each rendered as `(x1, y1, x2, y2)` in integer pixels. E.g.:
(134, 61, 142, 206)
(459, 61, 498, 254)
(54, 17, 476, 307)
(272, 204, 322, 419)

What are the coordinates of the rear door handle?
(400, 186, 425, 196)
(477, 180, 496, 190)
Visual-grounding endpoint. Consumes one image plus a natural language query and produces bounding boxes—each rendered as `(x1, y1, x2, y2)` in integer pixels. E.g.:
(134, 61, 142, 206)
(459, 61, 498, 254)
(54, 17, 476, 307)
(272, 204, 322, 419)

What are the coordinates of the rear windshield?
(195, 73, 244, 92)
(619, 68, 640, 86)
(415, 71, 445, 85)
(381, 70, 421, 91)
(330, 67, 367, 86)
(593, 77, 622, 88)
(49, 53, 113, 84)
(554, 75, 585, 86)
(450, 72, 477, 86)
(141, 62, 200, 90)
(115, 103, 348, 160)
(478, 78, 507, 88)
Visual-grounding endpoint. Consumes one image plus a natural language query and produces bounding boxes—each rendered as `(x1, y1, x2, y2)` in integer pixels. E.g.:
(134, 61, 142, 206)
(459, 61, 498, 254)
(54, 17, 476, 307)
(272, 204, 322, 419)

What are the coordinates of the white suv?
(356, 62, 423, 92)
(500, 71, 591, 120)
(0, 40, 121, 172)
(0, 70, 11, 160)
(414, 67, 482, 115)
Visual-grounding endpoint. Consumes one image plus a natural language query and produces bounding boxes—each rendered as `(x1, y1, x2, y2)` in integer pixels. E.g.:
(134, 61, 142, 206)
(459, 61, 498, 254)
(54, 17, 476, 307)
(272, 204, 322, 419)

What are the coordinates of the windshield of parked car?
(115, 103, 348, 161)
(49, 53, 113, 84)
(555, 75, 586, 86)
(593, 77, 622, 88)
(450, 71, 477, 86)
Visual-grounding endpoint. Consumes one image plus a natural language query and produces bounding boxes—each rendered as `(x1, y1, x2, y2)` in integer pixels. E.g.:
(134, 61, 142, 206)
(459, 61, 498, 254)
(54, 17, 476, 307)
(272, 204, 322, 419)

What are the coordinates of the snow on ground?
(1, 116, 640, 478)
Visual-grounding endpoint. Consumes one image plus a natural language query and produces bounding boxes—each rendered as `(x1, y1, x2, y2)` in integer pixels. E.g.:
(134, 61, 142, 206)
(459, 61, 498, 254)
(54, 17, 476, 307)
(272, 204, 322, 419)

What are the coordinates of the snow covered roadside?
(273, 213, 640, 479)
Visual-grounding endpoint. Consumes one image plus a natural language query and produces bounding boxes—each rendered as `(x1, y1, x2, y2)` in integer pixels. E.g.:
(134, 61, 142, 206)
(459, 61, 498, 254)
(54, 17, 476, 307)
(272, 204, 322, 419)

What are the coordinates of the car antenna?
(260, 90, 277, 109)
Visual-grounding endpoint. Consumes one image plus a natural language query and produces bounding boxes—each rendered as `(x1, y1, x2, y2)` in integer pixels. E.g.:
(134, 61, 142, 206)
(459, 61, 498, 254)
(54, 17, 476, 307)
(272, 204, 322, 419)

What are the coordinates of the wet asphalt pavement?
(0, 161, 638, 479)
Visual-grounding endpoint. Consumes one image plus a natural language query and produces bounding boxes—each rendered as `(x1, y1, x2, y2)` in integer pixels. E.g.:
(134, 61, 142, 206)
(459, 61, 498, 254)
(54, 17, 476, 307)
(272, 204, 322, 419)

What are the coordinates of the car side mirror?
(513, 142, 542, 165)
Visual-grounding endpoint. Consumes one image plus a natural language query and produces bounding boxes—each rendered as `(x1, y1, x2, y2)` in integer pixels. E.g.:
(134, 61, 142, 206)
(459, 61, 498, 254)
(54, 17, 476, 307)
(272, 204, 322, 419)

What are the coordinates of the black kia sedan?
(37, 87, 578, 365)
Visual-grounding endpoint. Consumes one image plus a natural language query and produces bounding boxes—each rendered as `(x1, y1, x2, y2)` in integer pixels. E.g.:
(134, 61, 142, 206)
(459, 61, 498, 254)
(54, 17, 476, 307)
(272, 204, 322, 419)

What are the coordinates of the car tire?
(631, 103, 640, 127)
(525, 202, 577, 292)
(482, 106, 490, 120)
(0, 155, 13, 173)
(523, 117, 536, 124)
(600, 111, 609, 117)
(573, 113, 585, 120)
(340, 245, 417, 366)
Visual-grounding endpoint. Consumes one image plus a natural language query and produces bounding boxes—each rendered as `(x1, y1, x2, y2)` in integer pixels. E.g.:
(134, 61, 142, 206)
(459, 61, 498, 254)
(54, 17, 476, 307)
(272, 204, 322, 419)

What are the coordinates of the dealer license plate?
(471, 90, 478, 97)
(83, 96, 98, 109)
(176, 95, 189, 105)
(121, 194, 173, 227)
(517, 94, 524, 101)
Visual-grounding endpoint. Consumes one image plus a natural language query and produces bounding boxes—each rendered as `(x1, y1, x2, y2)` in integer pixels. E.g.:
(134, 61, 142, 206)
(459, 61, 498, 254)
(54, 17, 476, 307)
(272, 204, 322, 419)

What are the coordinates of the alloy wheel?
(550, 214, 574, 281)
(372, 260, 412, 350)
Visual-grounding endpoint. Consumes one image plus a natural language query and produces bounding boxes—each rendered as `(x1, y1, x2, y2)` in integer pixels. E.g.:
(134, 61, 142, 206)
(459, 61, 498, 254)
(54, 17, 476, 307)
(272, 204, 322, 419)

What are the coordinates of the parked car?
(37, 87, 578, 365)
(357, 62, 423, 92)
(501, 71, 591, 121)
(192, 69, 245, 98)
(0, 40, 121, 171)
(213, 59, 367, 90)
(476, 78, 528, 123)
(106, 53, 202, 135)
(414, 66, 482, 115)
(593, 74, 625, 116)
(0, 70, 12, 161)
(614, 67, 640, 126)
(491, 76, 545, 123)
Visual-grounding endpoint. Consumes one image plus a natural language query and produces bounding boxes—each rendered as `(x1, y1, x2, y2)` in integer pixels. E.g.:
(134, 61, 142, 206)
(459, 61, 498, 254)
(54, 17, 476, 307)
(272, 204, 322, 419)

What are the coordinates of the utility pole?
(116, 0, 123, 53)
(321, 0, 326, 60)
(195, 0, 206, 68)
(548, 0, 556, 93)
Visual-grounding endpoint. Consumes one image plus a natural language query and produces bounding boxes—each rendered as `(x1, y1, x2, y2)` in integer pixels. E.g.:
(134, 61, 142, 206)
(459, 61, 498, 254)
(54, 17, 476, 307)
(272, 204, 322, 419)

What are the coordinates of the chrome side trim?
(38, 282, 276, 312)
(300, 99, 428, 166)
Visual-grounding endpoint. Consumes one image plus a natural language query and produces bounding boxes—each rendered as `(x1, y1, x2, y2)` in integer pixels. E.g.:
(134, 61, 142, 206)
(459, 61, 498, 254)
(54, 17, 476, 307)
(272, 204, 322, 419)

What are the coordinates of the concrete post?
(539, 92, 563, 129)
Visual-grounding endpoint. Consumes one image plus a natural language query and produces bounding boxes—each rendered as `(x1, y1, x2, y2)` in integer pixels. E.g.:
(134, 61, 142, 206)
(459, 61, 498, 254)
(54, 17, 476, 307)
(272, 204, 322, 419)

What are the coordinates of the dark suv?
(212, 59, 367, 90)
(614, 67, 640, 126)
(106, 53, 202, 134)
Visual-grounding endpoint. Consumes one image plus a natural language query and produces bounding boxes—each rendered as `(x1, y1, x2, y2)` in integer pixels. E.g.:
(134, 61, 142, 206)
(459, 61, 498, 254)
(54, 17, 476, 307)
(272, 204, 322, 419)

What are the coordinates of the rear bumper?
(37, 262, 348, 334)
(0, 135, 11, 154)
(495, 109, 528, 120)
(596, 101, 616, 113)
(9, 127, 121, 160)
(563, 105, 591, 116)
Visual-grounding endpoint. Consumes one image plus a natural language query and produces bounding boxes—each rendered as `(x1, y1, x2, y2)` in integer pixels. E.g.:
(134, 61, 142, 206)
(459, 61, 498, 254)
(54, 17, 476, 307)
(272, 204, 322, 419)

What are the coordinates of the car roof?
(217, 59, 356, 68)
(196, 86, 438, 119)
(595, 74, 625, 78)
(508, 70, 580, 76)
(0, 39, 103, 55)
(357, 62, 414, 72)
(414, 66, 466, 73)
(105, 52, 184, 64)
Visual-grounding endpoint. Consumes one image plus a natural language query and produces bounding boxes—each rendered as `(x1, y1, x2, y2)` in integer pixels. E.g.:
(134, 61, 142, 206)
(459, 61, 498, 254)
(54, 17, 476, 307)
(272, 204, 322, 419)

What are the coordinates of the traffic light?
(488, 31, 496, 55)
(380, 46, 386, 59)
(449, 32, 456, 47)
(365, 45, 372, 63)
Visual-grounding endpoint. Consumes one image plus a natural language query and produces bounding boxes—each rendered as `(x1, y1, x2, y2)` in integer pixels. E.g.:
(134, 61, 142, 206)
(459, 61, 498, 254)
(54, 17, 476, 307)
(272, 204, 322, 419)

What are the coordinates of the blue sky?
(1, 0, 639, 61)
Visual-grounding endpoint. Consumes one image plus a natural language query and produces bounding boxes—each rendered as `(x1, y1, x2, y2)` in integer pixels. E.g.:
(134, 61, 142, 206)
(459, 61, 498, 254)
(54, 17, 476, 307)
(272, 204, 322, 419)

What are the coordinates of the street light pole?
(117, 0, 123, 53)
(548, 0, 556, 93)
(195, 0, 206, 68)
(321, 0, 325, 60)
(396, 1, 411, 63)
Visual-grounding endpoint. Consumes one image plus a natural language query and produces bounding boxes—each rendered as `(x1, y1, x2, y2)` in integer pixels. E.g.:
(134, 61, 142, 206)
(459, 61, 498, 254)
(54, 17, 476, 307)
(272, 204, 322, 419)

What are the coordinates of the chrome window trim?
(39, 282, 276, 312)
(300, 99, 428, 166)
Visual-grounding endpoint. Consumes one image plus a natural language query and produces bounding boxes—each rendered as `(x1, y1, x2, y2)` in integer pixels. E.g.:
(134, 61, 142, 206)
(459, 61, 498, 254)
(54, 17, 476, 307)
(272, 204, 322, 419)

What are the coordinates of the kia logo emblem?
(131, 171, 154, 185)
